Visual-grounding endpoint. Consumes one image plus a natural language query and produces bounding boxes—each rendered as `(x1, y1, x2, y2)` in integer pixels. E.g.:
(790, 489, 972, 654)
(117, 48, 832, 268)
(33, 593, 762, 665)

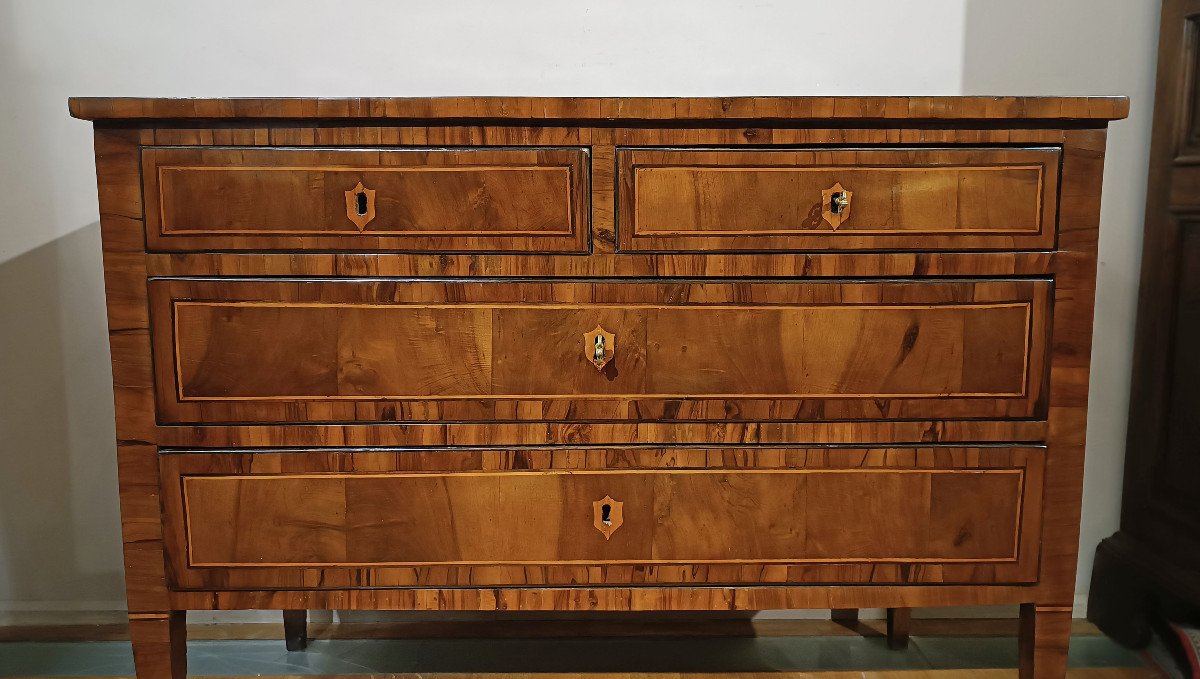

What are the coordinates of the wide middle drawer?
(149, 278, 1049, 424)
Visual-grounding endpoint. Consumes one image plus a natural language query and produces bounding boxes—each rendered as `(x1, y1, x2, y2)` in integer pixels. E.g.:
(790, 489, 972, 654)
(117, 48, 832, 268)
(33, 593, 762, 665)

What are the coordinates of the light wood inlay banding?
(67, 97, 1125, 678)
(163, 446, 1042, 582)
(157, 165, 574, 236)
(142, 147, 590, 253)
(618, 148, 1059, 252)
(170, 301, 1033, 401)
(149, 278, 1048, 423)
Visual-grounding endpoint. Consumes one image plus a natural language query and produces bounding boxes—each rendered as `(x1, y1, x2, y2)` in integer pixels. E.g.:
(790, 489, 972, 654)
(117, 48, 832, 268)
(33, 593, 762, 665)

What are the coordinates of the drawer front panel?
(150, 278, 1050, 423)
(142, 147, 589, 252)
(162, 446, 1044, 588)
(618, 147, 1059, 252)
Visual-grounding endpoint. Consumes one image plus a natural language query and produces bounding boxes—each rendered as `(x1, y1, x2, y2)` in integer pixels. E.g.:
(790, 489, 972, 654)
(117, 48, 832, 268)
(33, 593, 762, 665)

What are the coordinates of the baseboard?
(0, 602, 128, 626)
(0, 598, 1090, 626)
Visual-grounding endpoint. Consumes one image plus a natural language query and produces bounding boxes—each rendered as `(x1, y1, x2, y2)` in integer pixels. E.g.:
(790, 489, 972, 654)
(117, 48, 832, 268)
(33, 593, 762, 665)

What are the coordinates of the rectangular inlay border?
(156, 165, 577, 237)
(630, 164, 1047, 237)
(180, 467, 1027, 568)
(169, 300, 1034, 402)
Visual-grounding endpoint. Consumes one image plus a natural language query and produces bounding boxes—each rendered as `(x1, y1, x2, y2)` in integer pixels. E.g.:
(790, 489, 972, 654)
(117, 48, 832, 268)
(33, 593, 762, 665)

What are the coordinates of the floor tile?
(0, 641, 134, 675)
(1065, 636, 1147, 668)
(0, 633, 1149, 676)
(762, 637, 931, 672)
(909, 636, 1018, 670)
(911, 635, 1144, 670)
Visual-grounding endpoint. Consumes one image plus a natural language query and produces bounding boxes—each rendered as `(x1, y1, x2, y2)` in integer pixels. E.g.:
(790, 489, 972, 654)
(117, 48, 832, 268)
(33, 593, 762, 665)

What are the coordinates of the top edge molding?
(67, 96, 1130, 123)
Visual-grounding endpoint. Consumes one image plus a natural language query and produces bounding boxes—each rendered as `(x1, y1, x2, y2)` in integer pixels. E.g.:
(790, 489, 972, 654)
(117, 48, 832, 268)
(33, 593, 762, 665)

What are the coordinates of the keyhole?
(355, 191, 368, 216)
(601, 503, 612, 525)
(831, 191, 845, 214)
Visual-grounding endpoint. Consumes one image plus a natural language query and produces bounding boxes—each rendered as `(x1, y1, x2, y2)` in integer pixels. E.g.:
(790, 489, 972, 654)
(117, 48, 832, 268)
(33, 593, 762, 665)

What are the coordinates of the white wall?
(0, 0, 1157, 615)
(959, 0, 1161, 600)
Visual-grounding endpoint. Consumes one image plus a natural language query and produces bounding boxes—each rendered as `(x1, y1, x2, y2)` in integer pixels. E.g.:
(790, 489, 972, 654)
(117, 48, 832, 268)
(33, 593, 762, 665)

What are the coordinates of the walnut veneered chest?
(69, 95, 1127, 679)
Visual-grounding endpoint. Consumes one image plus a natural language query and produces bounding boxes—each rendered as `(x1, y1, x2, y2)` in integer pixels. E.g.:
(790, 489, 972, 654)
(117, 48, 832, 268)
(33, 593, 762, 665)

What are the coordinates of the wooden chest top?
(68, 95, 1129, 123)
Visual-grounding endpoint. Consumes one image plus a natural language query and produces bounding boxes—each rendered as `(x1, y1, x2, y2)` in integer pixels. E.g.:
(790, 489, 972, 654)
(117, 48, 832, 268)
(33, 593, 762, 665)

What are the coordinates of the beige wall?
(0, 0, 1158, 615)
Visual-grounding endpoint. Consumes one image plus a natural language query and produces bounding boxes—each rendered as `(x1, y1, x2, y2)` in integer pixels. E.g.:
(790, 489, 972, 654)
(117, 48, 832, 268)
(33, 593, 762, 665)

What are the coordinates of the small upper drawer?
(141, 147, 590, 252)
(617, 147, 1059, 252)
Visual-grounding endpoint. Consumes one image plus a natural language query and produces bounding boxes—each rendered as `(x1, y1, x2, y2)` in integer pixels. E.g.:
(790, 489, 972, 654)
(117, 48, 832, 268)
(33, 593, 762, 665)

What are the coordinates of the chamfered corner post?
(129, 611, 187, 679)
(1018, 603, 1072, 679)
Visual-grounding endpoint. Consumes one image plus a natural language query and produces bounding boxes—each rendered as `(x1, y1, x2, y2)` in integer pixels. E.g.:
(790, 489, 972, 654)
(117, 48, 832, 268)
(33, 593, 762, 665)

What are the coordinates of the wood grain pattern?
(66, 95, 1130, 122)
(159, 165, 570, 235)
(155, 420, 1050, 448)
(91, 127, 188, 679)
(181, 469, 1026, 566)
(166, 447, 1038, 576)
(151, 278, 1049, 423)
(171, 301, 1031, 398)
(1029, 128, 1107, 678)
(167, 585, 1041, 613)
(620, 148, 1057, 251)
(159, 446, 1044, 590)
(143, 147, 589, 252)
(70, 97, 1122, 679)
(1020, 604, 1073, 678)
(128, 612, 185, 679)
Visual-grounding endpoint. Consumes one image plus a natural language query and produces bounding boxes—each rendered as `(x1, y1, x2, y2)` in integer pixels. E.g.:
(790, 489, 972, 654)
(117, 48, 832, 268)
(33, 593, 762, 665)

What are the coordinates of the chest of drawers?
(70, 95, 1127, 678)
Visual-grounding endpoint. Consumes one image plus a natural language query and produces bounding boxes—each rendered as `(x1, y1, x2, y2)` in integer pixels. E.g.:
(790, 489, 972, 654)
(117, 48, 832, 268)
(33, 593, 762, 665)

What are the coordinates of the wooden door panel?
(149, 278, 1050, 423)
(162, 446, 1044, 588)
(1104, 0, 1200, 580)
(618, 148, 1058, 252)
(1089, 1, 1200, 646)
(1152, 222, 1200, 531)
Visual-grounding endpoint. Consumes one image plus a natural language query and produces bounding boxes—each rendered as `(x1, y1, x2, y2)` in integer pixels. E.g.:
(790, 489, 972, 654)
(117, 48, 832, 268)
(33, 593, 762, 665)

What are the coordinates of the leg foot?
(283, 609, 308, 651)
(129, 611, 186, 679)
(830, 608, 859, 622)
(830, 608, 859, 631)
(1019, 603, 1071, 679)
(886, 607, 912, 649)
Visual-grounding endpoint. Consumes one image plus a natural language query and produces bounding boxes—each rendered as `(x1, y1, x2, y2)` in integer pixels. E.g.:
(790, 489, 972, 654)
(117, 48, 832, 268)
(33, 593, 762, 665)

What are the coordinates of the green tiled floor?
(0, 635, 1146, 676)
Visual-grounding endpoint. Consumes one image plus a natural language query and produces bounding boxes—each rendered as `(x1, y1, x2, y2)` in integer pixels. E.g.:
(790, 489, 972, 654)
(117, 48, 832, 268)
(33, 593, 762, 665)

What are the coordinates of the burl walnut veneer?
(69, 95, 1128, 678)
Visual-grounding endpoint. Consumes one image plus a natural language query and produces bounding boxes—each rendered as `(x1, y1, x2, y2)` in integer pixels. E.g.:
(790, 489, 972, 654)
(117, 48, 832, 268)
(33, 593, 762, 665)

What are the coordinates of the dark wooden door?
(1089, 0, 1200, 647)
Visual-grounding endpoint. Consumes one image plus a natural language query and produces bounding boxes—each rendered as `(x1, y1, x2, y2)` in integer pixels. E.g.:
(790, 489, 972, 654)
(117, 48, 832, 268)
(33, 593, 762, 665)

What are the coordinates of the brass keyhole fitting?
(584, 325, 614, 371)
(593, 495, 623, 539)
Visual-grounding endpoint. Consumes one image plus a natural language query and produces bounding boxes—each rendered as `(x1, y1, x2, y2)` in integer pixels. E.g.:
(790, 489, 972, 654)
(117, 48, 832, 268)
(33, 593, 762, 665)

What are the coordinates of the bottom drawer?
(162, 446, 1043, 589)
